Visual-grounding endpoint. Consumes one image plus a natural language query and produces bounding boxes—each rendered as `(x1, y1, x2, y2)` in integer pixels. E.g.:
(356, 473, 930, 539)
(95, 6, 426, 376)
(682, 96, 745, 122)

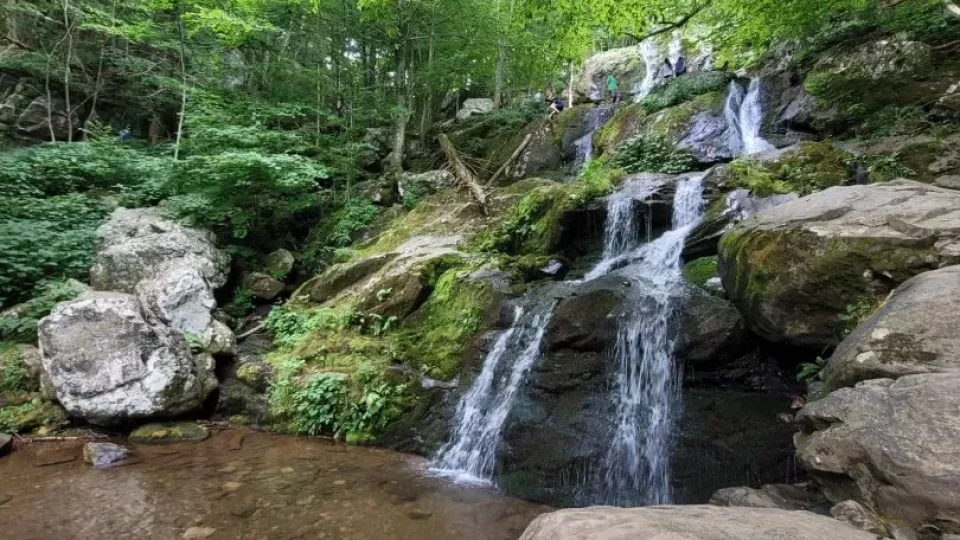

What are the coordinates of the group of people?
(547, 53, 687, 117)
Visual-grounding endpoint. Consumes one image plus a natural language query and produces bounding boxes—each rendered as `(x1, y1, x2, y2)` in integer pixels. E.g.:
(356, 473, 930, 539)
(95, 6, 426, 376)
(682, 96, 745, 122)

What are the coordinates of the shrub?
(164, 152, 328, 242)
(0, 280, 89, 342)
(0, 343, 37, 393)
(0, 195, 111, 308)
(639, 71, 735, 115)
(613, 134, 694, 174)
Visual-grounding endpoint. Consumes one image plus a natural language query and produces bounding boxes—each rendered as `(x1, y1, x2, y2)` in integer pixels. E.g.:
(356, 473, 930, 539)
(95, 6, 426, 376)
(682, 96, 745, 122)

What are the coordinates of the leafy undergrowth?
(262, 265, 494, 442)
(639, 71, 735, 115)
(613, 134, 694, 174)
(474, 158, 624, 256)
(0, 343, 68, 434)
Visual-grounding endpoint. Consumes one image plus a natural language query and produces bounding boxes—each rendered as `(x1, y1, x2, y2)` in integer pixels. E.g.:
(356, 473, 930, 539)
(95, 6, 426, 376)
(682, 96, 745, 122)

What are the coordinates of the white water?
(585, 178, 661, 280)
(433, 177, 661, 484)
(669, 31, 683, 66)
(431, 304, 553, 483)
(597, 175, 705, 506)
(572, 107, 614, 171)
(635, 39, 662, 99)
(724, 78, 775, 156)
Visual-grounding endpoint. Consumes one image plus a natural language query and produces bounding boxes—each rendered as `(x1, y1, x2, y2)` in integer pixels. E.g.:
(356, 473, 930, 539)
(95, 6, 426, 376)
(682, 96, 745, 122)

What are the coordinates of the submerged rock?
(83, 442, 131, 468)
(130, 422, 210, 444)
(824, 266, 960, 390)
(518, 505, 877, 540)
(719, 180, 960, 348)
(38, 293, 217, 426)
(795, 373, 960, 534)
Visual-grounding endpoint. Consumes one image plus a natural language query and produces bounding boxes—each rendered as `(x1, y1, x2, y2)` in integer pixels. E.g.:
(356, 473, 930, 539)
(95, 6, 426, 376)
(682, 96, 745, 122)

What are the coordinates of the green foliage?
(639, 72, 735, 115)
(613, 134, 694, 174)
(727, 142, 851, 197)
(0, 343, 37, 393)
(401, 182, 428, 209)
(0, 280, 88, 343)
(164, 152, 328, 242)
(797, 356, 827, 384)
(329, 199, 379, 247)
(839, 296, 885, 336)
(0, 195, 111, 308)
(223, 287, 256, 323)
(856, 107, 937, 139)
(682, 257, 719, 287)
(860, 153, 916, 183)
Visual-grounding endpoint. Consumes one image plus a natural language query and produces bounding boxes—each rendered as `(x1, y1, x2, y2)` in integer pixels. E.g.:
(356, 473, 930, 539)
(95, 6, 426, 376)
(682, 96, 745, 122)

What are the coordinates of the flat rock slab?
(519, 505, 877, 540)
(130, 423, 209, 444)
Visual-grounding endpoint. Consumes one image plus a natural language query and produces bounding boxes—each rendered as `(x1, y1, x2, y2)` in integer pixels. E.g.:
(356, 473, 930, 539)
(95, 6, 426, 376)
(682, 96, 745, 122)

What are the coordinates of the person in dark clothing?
(674, 55, 687, 76)
(119, 127, 132, 143)
(548, 97, 565, 117)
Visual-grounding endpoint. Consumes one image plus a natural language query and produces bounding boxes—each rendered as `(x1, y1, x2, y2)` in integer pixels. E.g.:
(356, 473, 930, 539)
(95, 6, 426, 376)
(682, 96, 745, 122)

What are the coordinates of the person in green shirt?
(606, 74, 620, 104)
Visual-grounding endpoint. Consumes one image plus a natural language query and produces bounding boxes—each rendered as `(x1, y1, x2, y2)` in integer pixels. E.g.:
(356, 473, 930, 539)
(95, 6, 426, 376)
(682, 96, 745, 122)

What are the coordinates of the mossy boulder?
(836, 133, 960, 184)
(129, 422, 209, 443)
(0, 397, 68, 434)
(719, 142, 852, 197)
(718, 180, 960, 349)
(595, 91, 734, 164)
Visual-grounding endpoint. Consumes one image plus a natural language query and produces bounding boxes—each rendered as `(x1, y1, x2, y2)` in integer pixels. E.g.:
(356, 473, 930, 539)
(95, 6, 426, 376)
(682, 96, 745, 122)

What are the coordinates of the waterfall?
(572, 106, 616, 172)
(431, 304, 554, 483)
(585, 178, 660, 280)
(433, 177, 661, 484)
(635, 40, 662, 99)
(669, 31, 683, 66)
(724, 78, 775, 156)
(596, 175, 705, 506)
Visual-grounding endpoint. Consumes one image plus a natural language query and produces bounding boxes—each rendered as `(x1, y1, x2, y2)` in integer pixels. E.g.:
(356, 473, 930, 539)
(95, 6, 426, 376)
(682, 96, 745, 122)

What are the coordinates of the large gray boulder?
(15, 96, 79, 141)
(824, 266, 960, 390)
(456, 98, 495, 121)
(574, 46, 645, 103)
(38, 292, 217, 426)
(91, 208, 229, 293)
(795, 373, 960, 534)
(518, 506, 877, 540)
(719, 180, 960, 348)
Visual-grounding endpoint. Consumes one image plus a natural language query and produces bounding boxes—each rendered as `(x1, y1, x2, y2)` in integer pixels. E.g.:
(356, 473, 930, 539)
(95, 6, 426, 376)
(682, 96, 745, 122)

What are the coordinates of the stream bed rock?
(518, 505, 877, 540)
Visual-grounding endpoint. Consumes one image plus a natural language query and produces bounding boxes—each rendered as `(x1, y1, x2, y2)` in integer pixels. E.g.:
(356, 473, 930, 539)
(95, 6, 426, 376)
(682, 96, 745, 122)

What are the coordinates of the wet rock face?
(795, 374, 960, 534)
(825, 266, 960, 390)
(574, 46, 646, 103)
(38, 293, 217, 426)
(495, 276, 795, 506)
(518, 505, 878, 540)
(719, 180, 960, 349)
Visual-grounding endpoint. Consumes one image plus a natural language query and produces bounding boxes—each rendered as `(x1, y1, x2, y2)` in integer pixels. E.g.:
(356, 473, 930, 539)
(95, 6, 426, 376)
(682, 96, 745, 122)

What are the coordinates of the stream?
(0, 428, 549, 540)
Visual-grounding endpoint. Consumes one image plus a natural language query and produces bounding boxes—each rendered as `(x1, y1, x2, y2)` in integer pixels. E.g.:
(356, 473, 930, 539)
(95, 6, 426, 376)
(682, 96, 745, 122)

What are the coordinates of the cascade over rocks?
(719, 180, 960, 348)
(795, 373, 960, 534)
(824, 266, 960, 390)
(38, 209, 232, 426)
(518, 505, 877, 540)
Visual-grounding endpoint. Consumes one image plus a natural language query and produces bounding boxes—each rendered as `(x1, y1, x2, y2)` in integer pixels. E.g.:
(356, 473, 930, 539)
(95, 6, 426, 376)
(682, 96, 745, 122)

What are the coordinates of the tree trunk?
(61, 0, 73, 142)
(567, 61, 575, 107)
(494, 43, 506, 109)
(439, 134, 488, 213)
(387, 39, 409, 171)
(173, 0, 188, 160)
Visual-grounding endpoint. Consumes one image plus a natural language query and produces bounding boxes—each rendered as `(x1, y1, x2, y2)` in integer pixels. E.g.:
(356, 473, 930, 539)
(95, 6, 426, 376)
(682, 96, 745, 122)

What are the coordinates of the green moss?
(638, 71, 735, 115)
(0, 397, 68, 434)
(394, 268, 494, 380)
(474, 160, 623, 256)
(727, 142, 851, 196)
(0, 343, 36, 393)
(683, 257, 719, 287)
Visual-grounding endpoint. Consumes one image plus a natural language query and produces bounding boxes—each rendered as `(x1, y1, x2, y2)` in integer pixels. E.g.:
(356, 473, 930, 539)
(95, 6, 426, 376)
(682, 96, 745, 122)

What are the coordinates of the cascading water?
(572, 106, 615, 171)
(635, 39, 662, 99)
(431, 304, 554, 483)
(595, 175, 705, 506)
(432, 177, 662, 484)
(724, 78, 775, 156)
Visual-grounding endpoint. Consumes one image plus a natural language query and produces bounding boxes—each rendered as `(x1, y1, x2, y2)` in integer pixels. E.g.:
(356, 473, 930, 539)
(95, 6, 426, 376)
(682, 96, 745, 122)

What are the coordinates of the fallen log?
(438, 134, 489, 214)
(488, 133, 532, 186)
